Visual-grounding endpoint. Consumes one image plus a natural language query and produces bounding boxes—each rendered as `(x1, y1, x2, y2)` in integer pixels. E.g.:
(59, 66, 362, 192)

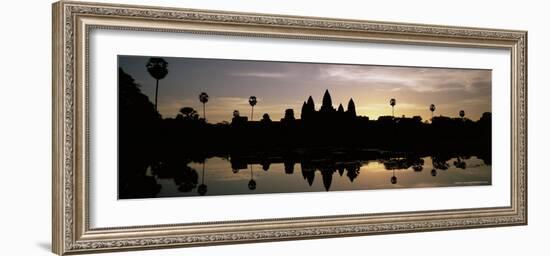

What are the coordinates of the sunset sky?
(118, 55, 491, 123)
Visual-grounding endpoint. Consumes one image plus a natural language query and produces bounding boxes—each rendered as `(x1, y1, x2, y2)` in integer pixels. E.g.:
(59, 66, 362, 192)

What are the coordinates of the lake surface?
(149, 155, 491, 198)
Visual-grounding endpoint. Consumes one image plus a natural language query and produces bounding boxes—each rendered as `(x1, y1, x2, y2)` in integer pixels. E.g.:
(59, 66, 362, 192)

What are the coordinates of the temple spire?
(337, 103, 344, 113)
(322, 89, 332, 108)
(301, 96, 316, 120)
(347, 98, 356, 117)
(320, 89, 335, 113)
(307, 96, 315, 109)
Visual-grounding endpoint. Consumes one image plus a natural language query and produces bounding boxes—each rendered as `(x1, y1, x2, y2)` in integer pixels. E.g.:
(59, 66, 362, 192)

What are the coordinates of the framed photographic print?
(52, 1, 527, 255)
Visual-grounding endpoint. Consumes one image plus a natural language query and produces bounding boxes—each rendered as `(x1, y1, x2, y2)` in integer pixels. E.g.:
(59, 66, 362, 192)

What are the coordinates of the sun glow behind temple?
(119, 55, 491, 123)
(118, 55, 492, 199)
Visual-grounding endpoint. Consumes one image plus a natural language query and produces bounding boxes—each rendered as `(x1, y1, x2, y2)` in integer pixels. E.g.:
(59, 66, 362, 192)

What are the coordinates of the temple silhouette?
(117, 68, 492, 199)
(303, 89, 357, 119)
(231, 89, 364, 126)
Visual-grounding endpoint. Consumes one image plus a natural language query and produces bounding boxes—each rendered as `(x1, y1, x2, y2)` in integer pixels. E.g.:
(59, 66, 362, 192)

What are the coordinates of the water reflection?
(128, 154, 491, 198)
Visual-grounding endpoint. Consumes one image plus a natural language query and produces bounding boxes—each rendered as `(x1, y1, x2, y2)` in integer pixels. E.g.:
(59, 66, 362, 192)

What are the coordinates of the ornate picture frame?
(52, 1, 527, 255)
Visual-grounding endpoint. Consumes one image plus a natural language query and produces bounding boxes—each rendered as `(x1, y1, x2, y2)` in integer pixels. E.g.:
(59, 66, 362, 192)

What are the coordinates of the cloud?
(319, 65, 491, 93)
(123, 55, 492, 122)
(230, 71, 288, 78)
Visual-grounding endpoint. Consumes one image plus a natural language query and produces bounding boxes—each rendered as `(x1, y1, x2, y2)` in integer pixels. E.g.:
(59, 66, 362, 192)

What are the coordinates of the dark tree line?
(157, 88, 491, 160)
(118, 65, 492, 198)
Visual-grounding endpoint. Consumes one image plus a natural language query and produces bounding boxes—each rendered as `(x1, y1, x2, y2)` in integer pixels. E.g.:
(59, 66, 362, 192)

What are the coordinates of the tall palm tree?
(459, 110, 465, 120)
(429, 104, 436, 120)
(389, 98, 396, 117)
(248, 96, 257, 121)
(199, 92, 209, 121)
(145, 58, 168, 111)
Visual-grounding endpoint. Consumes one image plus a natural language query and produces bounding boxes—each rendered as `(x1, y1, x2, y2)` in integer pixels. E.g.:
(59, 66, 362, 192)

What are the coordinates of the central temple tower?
(319, 89, 335, 113)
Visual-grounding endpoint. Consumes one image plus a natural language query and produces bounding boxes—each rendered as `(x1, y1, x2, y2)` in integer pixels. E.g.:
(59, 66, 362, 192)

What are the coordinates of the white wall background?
(0, 0, 547, 255)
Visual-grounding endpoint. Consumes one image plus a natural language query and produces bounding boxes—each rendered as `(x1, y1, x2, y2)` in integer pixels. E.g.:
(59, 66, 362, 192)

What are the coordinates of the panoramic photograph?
(118, 55, 492, 199)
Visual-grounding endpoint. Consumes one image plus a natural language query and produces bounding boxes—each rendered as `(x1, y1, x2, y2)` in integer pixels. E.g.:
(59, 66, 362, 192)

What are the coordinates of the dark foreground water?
(143, 155, 490, 198)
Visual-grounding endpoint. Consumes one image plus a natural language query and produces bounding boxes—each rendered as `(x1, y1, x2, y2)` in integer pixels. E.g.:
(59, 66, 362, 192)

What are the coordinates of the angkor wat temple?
(117, 68, 492, 198)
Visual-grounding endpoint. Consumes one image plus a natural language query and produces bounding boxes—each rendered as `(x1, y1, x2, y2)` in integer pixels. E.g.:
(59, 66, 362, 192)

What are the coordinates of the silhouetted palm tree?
(249, 96, 257, 121)
(390, 98, 396, 117)
(459, 110, 465, 120)
(199, 92, 209, 121)
(430, 104, 436, 120)
(145, 58, 168, 111)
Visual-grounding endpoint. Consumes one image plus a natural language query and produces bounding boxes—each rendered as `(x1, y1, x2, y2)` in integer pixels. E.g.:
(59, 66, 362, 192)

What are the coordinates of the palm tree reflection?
(138, 152, 489, 197)
(198, 160, 208, 196)
(391, 169, 397, 184)
(248, 165, 256, 190)
(382, 156, 427, 184)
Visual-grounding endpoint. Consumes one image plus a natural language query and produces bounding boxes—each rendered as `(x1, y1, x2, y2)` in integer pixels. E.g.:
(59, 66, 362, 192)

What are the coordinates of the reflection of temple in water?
(300, 161, 362, 191)
(120, 154, 490, 199)
(231, 156, 363, 191)
(227, 154, 479, 192)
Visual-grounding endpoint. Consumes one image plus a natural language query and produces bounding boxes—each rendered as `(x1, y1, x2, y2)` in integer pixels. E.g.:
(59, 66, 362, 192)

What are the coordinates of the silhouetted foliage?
(261, 113, 272, 124)
(146, 58, 168, 80)
(118, 86, 492, 198)
(177, 107, 199, 121)
(118, 68, 161, 199)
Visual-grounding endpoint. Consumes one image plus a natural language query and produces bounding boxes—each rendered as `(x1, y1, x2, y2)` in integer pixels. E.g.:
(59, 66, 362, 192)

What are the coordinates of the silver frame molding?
(52, 1, 527, 255)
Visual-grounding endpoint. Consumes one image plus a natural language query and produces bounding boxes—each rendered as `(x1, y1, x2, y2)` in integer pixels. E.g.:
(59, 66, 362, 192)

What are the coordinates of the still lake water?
(150, 156, 491, 198)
